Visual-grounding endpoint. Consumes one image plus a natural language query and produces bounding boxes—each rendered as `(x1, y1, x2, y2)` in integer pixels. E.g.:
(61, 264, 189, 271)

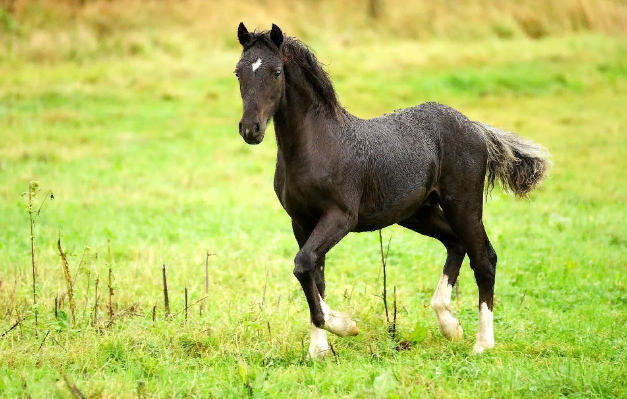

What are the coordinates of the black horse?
(234, 23, 551, 358)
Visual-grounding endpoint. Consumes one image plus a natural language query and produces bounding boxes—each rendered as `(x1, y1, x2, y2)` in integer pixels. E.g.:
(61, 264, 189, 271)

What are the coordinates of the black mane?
(243, 30, 343, 118)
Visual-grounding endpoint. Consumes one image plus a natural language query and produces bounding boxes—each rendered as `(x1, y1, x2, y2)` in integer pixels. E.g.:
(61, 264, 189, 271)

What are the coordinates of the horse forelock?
(242, 29, 343, 119)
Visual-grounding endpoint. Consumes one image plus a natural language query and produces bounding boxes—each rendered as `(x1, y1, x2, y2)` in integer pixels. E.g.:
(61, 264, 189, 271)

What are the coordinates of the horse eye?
(274, 70, 281, 77)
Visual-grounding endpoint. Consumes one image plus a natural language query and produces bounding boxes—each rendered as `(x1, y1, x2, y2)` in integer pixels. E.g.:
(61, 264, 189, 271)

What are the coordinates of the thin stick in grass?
(185, 287, 188, 322)
(201, 251, 215, 316)
(83, 271, 91, 314)
(93, 278, 99, 326)
(168, 295, 208, 319)
(392, 285, 397, 339)
(36, 329, 51, 366)
(1, 316, 27, 338)
(27, 182, 38, 336)
(455, 280, 459, 303)
(379, 230, 389, 324)
(61, 373, 87, 399)
(162, 264, 170, 316)
(58, 233, 77, 325)
(261, 269, 268, 310)
(107, 239, 114, 319)
(72, 247, 88, 286)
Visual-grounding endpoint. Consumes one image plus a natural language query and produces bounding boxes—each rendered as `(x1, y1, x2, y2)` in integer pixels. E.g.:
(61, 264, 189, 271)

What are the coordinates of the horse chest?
(277, 167, 342, 222)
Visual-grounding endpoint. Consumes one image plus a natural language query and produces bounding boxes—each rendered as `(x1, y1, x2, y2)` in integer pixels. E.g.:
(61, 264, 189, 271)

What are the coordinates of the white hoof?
(472, 339, 494, 354)
(319, 296, 359, 337)
(322, 310, 359, 337)
(444, 321, 464, 341)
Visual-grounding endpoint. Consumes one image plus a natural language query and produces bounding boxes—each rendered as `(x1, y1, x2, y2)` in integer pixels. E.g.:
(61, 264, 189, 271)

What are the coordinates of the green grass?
(1, 33, 627, 398)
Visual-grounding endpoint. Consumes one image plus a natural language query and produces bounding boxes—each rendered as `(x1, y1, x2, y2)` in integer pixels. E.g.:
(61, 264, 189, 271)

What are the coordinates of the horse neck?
(273, 65, 335, 162)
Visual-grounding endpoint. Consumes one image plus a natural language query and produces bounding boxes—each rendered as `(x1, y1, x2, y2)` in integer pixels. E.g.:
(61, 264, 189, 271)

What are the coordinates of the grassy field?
(1, 15, 627, 398)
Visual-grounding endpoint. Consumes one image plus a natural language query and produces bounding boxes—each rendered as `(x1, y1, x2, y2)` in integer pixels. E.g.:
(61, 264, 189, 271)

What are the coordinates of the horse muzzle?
(239, 117, 266, 145)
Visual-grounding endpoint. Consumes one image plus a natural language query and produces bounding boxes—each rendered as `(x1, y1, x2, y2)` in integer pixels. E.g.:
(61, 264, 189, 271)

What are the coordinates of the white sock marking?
(252, 58, 262, 72)
(308, 323, 329, 359)
(431, 274, 463, 340)
(473, 302, 494, 354)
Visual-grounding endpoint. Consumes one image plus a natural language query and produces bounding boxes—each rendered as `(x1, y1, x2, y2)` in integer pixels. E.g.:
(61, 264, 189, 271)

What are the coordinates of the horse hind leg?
(440, 197, 496, 354)
(399, 205, 465, 341)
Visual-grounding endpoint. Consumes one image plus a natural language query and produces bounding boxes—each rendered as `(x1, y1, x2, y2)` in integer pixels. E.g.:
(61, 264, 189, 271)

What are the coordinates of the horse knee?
(294, 250, 317, 281)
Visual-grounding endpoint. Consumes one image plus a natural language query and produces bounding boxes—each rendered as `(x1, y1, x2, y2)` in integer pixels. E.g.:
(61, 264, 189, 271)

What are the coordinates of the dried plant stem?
(108, 239, 114, 319)
(185, 287, 188, 322)
(455, 280, 459, 303)
(72, 247, 88, 285)
(262, 269, 269, 309)
(84, 272, 91, 313)
(201, 251, 215, 316)
(392, 286, 397, 339)
(62, 373, 87, 399)
(168, 295, 209, 319)
(1, 316, 27, 338)
(162, 264, 170, 316)
(379, 230, 389, 324)
(108, 268, 114, 319)
(37, 329, 51, 354)
(58, 233, 77, 325)
(93, 278, 99, 325)
(28, 182, 38, 336)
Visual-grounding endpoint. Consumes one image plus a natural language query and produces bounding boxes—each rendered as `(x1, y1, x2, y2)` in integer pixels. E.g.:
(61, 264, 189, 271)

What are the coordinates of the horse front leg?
(292, 211, 359, 358)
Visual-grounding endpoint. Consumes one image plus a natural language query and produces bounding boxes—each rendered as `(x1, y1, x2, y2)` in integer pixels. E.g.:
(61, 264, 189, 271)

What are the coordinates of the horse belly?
(354, 186, 430, 232)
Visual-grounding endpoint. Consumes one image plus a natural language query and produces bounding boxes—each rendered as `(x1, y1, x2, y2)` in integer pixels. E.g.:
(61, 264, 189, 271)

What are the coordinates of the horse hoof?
(323, 312, 359, 337)
(451, 324, 464, 341)
(472, 339, 494, 354)
(308, 348, 332, 360)
(440, 318, 463, 341)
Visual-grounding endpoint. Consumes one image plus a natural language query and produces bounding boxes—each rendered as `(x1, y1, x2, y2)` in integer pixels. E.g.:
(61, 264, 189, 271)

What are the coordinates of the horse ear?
(238, 22, 250, 47)
(270, 23, 283, 48)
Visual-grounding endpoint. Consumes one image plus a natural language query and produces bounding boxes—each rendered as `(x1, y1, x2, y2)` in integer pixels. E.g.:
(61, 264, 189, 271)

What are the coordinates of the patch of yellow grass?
(2, 0, 626, 63)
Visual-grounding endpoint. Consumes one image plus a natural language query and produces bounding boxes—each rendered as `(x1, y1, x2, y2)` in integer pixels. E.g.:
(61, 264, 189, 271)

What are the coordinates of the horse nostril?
(254, 122, 260, 133)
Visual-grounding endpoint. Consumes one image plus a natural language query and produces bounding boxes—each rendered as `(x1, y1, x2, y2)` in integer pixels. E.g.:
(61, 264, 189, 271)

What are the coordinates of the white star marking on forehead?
(252, 58, 262, 72)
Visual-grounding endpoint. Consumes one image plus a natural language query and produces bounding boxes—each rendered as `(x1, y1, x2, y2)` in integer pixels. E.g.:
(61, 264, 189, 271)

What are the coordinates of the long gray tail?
(473, 121, 552, 197)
